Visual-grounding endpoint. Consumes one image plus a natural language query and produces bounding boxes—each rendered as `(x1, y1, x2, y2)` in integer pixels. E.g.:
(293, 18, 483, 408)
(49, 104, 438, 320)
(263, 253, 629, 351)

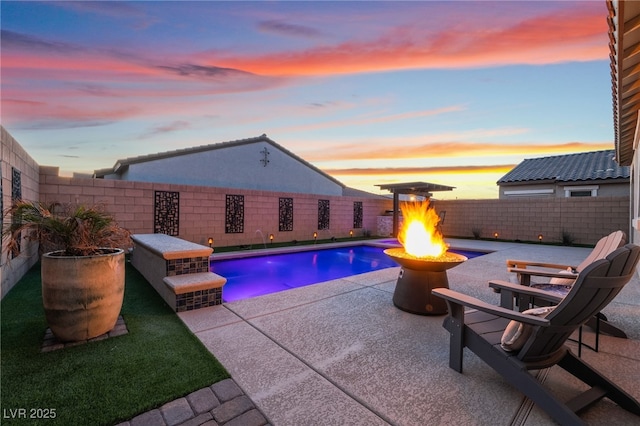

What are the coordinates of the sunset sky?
(1, 1, 615, 199)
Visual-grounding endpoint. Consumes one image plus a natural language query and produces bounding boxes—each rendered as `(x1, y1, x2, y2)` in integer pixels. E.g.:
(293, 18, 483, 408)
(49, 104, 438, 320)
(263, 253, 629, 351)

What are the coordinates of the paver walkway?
(116, 378, 269, 426)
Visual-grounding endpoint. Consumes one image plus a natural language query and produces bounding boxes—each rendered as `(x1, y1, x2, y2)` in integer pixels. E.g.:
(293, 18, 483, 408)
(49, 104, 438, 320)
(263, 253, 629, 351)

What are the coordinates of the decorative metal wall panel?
(225, 194, 244, 234)
(318, 199, 330, 230)
(154, 190, 180, 236)
(353, 201, 363, 229)
(279, 197, 293, 231)
(11, 167, 21, 201)
(10, 167, 22, 255)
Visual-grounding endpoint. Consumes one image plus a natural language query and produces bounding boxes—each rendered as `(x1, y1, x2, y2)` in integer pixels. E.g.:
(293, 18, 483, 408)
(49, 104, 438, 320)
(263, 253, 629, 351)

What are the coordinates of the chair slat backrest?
(518, 244, 640, 363)
(576, 230, 626, 273)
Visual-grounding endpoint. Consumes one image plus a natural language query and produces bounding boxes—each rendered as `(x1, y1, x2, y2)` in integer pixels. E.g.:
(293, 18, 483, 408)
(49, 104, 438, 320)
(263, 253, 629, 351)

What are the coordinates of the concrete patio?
(178, 239, 640, 425)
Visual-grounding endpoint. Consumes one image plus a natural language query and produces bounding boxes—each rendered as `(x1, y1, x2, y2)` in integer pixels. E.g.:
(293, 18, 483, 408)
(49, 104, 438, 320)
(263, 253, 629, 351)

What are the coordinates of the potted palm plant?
(3, 200, 133, 342)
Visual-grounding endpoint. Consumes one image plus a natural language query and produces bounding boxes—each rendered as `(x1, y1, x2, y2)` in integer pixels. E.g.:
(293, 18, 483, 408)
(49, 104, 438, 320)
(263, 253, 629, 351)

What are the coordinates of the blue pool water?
(211, 245, 485, 302)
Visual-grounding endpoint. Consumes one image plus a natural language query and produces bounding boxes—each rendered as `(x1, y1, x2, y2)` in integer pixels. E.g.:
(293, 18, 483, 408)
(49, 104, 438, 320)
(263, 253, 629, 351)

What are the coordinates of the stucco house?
(609, 0, 640, 244)
(93, 134, 370, 197)
(497, 150, 630, 199)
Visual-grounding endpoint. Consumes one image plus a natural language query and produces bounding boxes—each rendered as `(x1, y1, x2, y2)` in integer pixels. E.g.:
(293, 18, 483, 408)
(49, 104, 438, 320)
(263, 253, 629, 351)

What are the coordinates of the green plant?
(3, 200, 132, 257)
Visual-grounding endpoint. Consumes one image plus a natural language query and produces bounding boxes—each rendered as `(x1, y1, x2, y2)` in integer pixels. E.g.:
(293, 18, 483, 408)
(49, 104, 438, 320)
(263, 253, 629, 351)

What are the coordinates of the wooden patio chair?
(432, 244, 640, 425)
(506, 230, 626, 289)
(506, 230, 627, 345)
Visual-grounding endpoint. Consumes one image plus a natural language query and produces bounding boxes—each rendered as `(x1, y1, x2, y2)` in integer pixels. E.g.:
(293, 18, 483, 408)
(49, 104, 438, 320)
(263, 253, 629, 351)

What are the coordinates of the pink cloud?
(208, 5, 607, 76)
(2, 98, 139, 129)
(0, 2, 608, 131)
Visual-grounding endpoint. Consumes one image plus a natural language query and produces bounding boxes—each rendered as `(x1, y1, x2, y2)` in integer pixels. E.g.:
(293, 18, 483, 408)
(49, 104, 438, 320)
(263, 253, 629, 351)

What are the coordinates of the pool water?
(211, 245, 485, 302)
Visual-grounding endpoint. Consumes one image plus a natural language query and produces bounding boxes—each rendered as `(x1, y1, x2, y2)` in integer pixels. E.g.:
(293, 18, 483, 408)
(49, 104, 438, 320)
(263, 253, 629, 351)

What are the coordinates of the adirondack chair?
(506, 230, 627, 345)
(432, 244, 640, 425)
(506, 230, 626, 289)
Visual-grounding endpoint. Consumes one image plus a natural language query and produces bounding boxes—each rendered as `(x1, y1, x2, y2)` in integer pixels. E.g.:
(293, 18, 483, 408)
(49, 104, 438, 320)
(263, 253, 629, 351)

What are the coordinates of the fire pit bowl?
(384, 247, 467, 315)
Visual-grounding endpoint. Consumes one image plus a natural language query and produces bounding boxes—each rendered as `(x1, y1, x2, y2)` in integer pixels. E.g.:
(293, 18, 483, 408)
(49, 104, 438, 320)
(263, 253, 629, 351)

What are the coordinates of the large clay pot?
(41, 248, 125, 342)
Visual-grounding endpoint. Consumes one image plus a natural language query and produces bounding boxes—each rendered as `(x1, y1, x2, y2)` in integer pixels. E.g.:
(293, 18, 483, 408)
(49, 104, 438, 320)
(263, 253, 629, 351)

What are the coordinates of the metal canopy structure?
(376, 181, 455, 237)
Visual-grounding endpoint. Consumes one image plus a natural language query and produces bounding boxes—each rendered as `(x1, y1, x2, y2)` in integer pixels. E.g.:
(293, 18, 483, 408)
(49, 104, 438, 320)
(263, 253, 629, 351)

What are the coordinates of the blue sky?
(1, 1, 614, 199)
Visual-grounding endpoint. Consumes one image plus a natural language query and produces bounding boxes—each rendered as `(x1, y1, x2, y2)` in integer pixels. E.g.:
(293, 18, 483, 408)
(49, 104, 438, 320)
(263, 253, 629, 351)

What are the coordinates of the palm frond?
(3, 200, 132, 257)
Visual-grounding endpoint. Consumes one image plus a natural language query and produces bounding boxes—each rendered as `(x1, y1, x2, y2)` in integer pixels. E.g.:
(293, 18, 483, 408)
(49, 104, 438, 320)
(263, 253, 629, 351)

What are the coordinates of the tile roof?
(497, 150, 630, 184)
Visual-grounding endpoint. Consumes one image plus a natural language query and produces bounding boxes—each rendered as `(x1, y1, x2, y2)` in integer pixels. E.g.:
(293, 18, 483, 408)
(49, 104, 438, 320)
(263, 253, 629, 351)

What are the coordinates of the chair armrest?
(506, 259, 575, 271)
(432, 288, 550, 326)
(507, 267, 578, 280)
(488, 280, 564, 304)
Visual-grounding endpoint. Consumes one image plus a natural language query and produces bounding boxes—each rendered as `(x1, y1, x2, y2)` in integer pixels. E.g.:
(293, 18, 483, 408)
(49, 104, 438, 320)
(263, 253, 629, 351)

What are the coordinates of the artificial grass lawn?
(1, 260, 229, 425)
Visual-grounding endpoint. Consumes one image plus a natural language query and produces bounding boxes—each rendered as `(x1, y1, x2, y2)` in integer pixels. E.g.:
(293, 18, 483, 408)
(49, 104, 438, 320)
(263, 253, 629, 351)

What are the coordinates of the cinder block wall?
(1, 127, 41, 298)
(37, 168, 629, 248)
(38, 170, 392, 248)
(434, 197, 630, 245)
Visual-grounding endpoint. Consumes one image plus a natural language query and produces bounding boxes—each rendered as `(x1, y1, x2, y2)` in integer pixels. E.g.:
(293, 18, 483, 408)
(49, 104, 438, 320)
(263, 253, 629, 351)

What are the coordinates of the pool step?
(164, 272, 226, 294)
(163, 272, 226, 312)
(131, 234, 227, 312)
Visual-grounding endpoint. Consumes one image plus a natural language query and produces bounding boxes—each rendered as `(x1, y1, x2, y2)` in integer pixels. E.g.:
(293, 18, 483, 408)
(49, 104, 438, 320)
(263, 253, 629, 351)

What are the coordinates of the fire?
(398, 200, 447, 258)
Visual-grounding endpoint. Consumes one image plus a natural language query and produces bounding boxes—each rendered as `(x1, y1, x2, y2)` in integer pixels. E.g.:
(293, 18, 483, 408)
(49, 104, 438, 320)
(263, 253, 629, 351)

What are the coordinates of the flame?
(398, 200, 447, 258)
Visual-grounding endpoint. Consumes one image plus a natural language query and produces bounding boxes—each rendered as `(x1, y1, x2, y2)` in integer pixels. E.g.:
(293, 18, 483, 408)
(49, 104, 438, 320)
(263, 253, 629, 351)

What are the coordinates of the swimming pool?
(210, 244, 485, 302)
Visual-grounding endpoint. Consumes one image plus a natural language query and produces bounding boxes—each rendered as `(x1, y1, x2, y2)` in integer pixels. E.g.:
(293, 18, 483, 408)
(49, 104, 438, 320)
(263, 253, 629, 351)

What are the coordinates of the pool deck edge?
(176, 240, 640, 425)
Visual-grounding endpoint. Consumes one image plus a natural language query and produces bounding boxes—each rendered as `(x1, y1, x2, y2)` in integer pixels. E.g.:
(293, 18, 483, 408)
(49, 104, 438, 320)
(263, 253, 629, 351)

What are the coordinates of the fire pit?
(384, 248, 466, 315)
(384, 199, 467, 315)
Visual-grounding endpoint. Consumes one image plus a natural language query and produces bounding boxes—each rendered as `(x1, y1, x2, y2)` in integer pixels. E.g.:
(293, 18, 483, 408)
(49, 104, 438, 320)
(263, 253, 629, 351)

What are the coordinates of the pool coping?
(209, 238, 495, 261)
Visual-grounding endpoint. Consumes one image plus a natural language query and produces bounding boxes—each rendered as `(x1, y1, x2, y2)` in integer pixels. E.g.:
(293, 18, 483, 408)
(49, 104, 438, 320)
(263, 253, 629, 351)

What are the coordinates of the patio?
(178, 239, 640, 425)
